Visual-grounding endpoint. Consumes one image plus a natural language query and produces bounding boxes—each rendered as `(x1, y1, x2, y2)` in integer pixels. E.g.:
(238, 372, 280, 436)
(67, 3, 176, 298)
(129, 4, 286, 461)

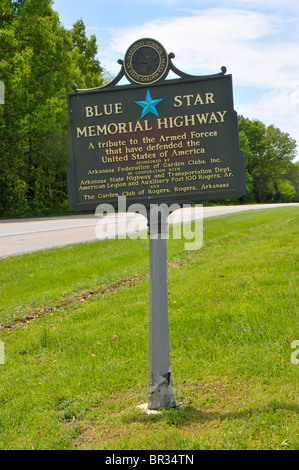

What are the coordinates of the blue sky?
(52, 0, 299, 159)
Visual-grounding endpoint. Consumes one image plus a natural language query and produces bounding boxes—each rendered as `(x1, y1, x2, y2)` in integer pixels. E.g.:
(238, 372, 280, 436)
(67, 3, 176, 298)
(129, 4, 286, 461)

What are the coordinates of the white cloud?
(107, 8, 298, 87)
(238, 84, 299, 158)
(231, 0, 299, 11)
(109, 8, 275, 56)
(101, 8, 299, 154)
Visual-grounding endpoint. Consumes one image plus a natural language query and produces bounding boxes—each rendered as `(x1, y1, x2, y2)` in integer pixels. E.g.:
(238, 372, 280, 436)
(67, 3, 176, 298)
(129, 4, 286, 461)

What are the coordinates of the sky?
(52, 0, 299, 160)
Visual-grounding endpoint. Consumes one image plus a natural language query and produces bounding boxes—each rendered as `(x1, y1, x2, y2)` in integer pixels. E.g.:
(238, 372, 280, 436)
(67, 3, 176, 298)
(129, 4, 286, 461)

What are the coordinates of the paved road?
(0, 203, 298, 258)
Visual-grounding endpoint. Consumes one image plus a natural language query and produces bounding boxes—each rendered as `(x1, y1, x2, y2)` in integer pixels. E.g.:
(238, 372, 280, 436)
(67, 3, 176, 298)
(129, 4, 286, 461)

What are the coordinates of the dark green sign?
(67, 39, 245, 210)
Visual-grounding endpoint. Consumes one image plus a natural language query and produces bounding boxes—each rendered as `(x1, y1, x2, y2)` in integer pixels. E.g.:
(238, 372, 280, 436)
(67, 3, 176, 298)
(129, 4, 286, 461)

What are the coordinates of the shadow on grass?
(125, 401, 299, 426)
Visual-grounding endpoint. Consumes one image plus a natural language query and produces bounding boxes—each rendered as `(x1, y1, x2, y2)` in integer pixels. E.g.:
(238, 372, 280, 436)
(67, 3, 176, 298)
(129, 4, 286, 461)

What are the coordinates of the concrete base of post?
(137, 402, 183, 414)
(137, 403, 161, 415)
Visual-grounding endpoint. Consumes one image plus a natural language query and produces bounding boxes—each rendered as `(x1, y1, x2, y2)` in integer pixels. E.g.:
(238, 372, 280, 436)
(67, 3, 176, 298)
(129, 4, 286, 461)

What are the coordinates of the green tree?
(285, 161, 299, 201)
(71, 19, 102, 89)
(0, 0, 103, 217)
(238, 130, 255, 203)
(238, 116, 297, 203)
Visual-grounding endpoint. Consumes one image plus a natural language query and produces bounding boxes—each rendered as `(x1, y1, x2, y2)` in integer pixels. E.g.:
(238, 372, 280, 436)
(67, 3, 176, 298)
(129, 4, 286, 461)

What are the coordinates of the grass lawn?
(0, 206, 298, 450)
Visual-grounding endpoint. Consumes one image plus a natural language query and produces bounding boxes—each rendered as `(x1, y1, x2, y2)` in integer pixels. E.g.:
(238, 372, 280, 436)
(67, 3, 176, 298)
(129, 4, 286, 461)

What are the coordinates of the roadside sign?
(67, 39, 246, 410)
(67, 39, 245, 210)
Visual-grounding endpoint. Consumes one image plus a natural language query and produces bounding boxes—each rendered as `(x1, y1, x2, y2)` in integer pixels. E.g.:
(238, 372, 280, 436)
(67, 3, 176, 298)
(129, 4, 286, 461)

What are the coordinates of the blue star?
(135, 89, 164, 118)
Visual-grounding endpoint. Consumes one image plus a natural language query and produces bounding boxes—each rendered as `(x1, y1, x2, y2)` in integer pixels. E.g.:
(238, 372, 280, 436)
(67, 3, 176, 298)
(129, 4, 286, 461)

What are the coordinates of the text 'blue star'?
(135, 89, 164, 118)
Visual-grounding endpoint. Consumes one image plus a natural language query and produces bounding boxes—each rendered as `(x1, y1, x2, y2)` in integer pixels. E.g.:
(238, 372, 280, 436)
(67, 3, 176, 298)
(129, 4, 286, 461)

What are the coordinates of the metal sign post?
(147, 205, 176, 409)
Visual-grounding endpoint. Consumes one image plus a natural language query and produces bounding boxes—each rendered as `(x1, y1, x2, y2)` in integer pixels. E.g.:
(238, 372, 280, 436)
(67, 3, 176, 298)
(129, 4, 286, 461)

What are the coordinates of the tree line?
(0, 0, 104, 217)
(0, 0, 298, 218)
(237, 117, 298, 205)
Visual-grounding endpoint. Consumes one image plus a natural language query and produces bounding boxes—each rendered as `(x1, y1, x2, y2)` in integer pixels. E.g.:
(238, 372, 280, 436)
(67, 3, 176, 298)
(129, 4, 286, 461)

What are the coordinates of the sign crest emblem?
(123, 38, 169, 85)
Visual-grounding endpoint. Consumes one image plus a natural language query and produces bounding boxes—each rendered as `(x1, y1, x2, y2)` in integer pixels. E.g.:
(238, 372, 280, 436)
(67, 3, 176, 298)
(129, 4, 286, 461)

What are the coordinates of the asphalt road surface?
(0, 203, 298, 258)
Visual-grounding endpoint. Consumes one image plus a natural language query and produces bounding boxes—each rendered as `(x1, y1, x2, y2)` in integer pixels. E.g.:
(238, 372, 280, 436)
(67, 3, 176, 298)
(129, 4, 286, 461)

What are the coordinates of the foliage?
(0, 0, 103, 217)
(238, 116, 298, 203)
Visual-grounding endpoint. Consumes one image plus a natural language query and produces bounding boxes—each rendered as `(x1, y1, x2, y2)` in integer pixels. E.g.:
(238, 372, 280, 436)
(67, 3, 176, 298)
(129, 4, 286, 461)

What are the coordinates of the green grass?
(0, 207, 298, 450)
